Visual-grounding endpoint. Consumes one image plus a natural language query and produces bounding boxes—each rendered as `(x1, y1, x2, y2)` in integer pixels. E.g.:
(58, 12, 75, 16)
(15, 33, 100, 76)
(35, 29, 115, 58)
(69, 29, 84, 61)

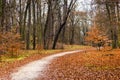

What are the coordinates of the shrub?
(0, 29, 24, 57)
(85, 26, 111, 51)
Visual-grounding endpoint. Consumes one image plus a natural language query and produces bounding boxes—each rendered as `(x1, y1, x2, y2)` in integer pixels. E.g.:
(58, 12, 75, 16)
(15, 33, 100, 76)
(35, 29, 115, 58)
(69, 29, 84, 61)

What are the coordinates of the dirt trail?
(10, 50, 82, 80)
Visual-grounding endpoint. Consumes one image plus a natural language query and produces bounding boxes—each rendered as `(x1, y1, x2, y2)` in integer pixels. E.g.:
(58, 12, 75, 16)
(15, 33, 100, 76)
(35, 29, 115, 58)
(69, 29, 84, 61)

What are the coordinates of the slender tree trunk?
(32, 0, 36, 50)
(23, 0, 30, 41)
(52, 12, 70, 49)
(106, 1, 119, 48)
(70, 27, 75, 45)
(19, 0, 22, 35)
(1, 0, 6, 31)
(44, 0, 53, 49)
(26, 0, 31, 49)
(37, 0, 42, 47)
(110, 3, 118, 48)
(52, 0, 76, 49)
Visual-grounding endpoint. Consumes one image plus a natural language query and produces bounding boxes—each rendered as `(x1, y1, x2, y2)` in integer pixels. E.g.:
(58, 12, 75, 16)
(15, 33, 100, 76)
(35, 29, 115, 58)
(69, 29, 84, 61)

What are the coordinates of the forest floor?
(0, 45, 89, 80)
(38, 49, 120, 80)
(11, 50, 82, 80)
(0, 46, 120, 80)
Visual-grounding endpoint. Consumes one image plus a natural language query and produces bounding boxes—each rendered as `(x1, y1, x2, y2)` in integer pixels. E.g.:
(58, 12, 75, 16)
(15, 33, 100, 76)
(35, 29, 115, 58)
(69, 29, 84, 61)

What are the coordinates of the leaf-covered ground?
(1, 45, 119, 80)
(0, 50, 65, 79)
(0, 45, 89, 79)
(38, 49, 120, 80)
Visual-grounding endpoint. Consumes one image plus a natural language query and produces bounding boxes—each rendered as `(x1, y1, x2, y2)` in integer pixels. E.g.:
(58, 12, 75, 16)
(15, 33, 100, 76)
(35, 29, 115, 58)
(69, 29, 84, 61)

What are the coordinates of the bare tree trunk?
(108, 2, 118, 48)
(62, 0, 67, 48)
(26, 0, 31, 49)
(52, 9, 71, 49)
(36, 0, 42, 47)
(19, 0, 22, 35)
(52, 0, 77, 49)
(44, 0, 53, 49)
(1, 0, 6, 31)
(32, 0, 36, 50)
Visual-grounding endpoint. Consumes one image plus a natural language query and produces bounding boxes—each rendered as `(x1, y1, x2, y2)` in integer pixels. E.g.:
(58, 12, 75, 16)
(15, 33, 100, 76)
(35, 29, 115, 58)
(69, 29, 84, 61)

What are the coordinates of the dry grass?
(64, 45, 91, 50)
(0, 45, 90, 62)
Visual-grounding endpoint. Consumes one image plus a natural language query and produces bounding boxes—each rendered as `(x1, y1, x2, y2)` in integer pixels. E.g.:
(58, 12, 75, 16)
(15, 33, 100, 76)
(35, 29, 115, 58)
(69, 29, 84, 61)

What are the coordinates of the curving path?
(11, 50, 83, 80)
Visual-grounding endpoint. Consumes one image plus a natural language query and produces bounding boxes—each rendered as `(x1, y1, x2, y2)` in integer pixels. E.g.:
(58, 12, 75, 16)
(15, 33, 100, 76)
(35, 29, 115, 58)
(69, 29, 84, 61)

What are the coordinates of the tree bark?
(32, 0, 36, 50)
(26, 0, 31, 49)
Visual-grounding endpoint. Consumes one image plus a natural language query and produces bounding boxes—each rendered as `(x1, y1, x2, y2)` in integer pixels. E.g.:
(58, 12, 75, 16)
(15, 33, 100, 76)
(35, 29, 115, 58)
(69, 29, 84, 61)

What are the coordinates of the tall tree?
(26, 0, 31, 49)
(32, 0, 36, 50)
(52, 0, 77, 49)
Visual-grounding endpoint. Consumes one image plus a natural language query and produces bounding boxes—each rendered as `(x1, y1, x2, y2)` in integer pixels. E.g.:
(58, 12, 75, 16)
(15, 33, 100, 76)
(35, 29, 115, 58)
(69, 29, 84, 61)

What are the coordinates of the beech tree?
(85, 26, 111, 50)
(0, 28, 23, 56)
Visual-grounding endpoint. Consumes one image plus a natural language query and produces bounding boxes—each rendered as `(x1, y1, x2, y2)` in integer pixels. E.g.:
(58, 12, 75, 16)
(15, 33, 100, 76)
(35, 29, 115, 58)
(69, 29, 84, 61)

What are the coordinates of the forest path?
(10, 50, 83, 80)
